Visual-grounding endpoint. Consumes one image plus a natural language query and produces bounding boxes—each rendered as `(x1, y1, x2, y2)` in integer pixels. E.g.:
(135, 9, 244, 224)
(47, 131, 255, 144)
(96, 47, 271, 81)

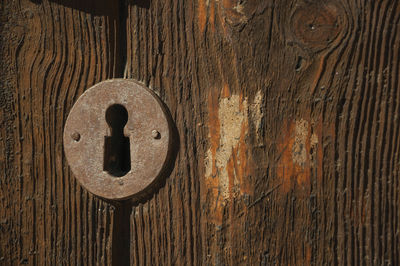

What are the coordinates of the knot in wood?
(290, 2, 346, 51)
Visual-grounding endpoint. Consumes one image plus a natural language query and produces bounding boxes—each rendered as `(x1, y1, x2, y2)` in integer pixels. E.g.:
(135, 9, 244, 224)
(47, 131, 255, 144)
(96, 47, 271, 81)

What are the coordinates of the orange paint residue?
(198, 0, 247, 37)
(209, 1, 215, 32)
(237, 119, 252, 194)
(227, 154, 236, 199)
(205, 88, 223, 224)
(205, 175, 225, 224)
(222, 83, 230, 98)
(276, 119, 312, 193)
(222, 0, 235, 9)
(207, 89, 221, 177)
(305, 244, 312, 264)
(198, 0, 207, 34)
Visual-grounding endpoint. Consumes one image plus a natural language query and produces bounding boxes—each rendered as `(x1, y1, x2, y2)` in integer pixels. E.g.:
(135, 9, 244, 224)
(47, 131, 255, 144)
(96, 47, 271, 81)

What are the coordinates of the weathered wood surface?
(1, 0, 400, 265)
(0, 0, 123, 264)
(125, 0, 400, 265)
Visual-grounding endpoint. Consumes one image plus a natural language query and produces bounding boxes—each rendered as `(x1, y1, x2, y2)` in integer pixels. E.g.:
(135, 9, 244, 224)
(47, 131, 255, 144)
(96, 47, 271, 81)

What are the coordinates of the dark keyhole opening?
(103, 104, 131, 177)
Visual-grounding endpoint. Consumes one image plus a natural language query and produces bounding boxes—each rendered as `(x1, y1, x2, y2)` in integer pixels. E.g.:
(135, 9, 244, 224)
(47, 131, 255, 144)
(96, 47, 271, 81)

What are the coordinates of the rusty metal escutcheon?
(63, 79, 175, 201)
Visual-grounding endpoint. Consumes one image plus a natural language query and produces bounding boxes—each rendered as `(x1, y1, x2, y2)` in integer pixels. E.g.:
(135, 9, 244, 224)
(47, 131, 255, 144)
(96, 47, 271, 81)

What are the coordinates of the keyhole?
(103, 104, 131, 177)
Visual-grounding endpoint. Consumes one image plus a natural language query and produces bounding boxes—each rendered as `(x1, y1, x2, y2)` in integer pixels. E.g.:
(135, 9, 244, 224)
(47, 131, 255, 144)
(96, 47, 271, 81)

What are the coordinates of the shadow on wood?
(31, 0, 151, 14)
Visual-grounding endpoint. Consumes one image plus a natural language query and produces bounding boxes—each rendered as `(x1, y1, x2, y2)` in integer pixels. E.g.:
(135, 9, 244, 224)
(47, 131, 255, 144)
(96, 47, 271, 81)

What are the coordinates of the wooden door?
(1, 0, 400, 265)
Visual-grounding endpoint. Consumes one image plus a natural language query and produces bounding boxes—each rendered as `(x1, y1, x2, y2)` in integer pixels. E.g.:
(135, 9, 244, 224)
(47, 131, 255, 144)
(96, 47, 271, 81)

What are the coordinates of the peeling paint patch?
(276, 119, 312, 192)
(249, 90, 263, 144)
(204, 88, 259, 224)
(217, 95, 247, 199)
(292, 119, 309, 167)
(204, 89, 264, 224)
(206, 94, 248, 200)
(310, 133, 318, 147)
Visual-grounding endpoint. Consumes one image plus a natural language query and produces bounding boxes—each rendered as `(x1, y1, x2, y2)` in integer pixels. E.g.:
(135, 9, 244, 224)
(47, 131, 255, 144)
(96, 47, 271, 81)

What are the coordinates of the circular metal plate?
(63, 79, 172, 200)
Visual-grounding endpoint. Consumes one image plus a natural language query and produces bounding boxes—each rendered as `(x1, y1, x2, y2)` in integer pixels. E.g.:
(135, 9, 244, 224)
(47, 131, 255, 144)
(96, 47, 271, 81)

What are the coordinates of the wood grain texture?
(0, 0, 122, 264)
(1, 0, 400, 265)
(125, 0, 400, 265)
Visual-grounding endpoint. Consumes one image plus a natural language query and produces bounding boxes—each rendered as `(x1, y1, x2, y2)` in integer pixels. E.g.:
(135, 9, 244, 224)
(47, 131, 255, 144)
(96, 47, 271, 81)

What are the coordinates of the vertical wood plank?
(0, 0, 121, 264)
(125, 0, 400, 264)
